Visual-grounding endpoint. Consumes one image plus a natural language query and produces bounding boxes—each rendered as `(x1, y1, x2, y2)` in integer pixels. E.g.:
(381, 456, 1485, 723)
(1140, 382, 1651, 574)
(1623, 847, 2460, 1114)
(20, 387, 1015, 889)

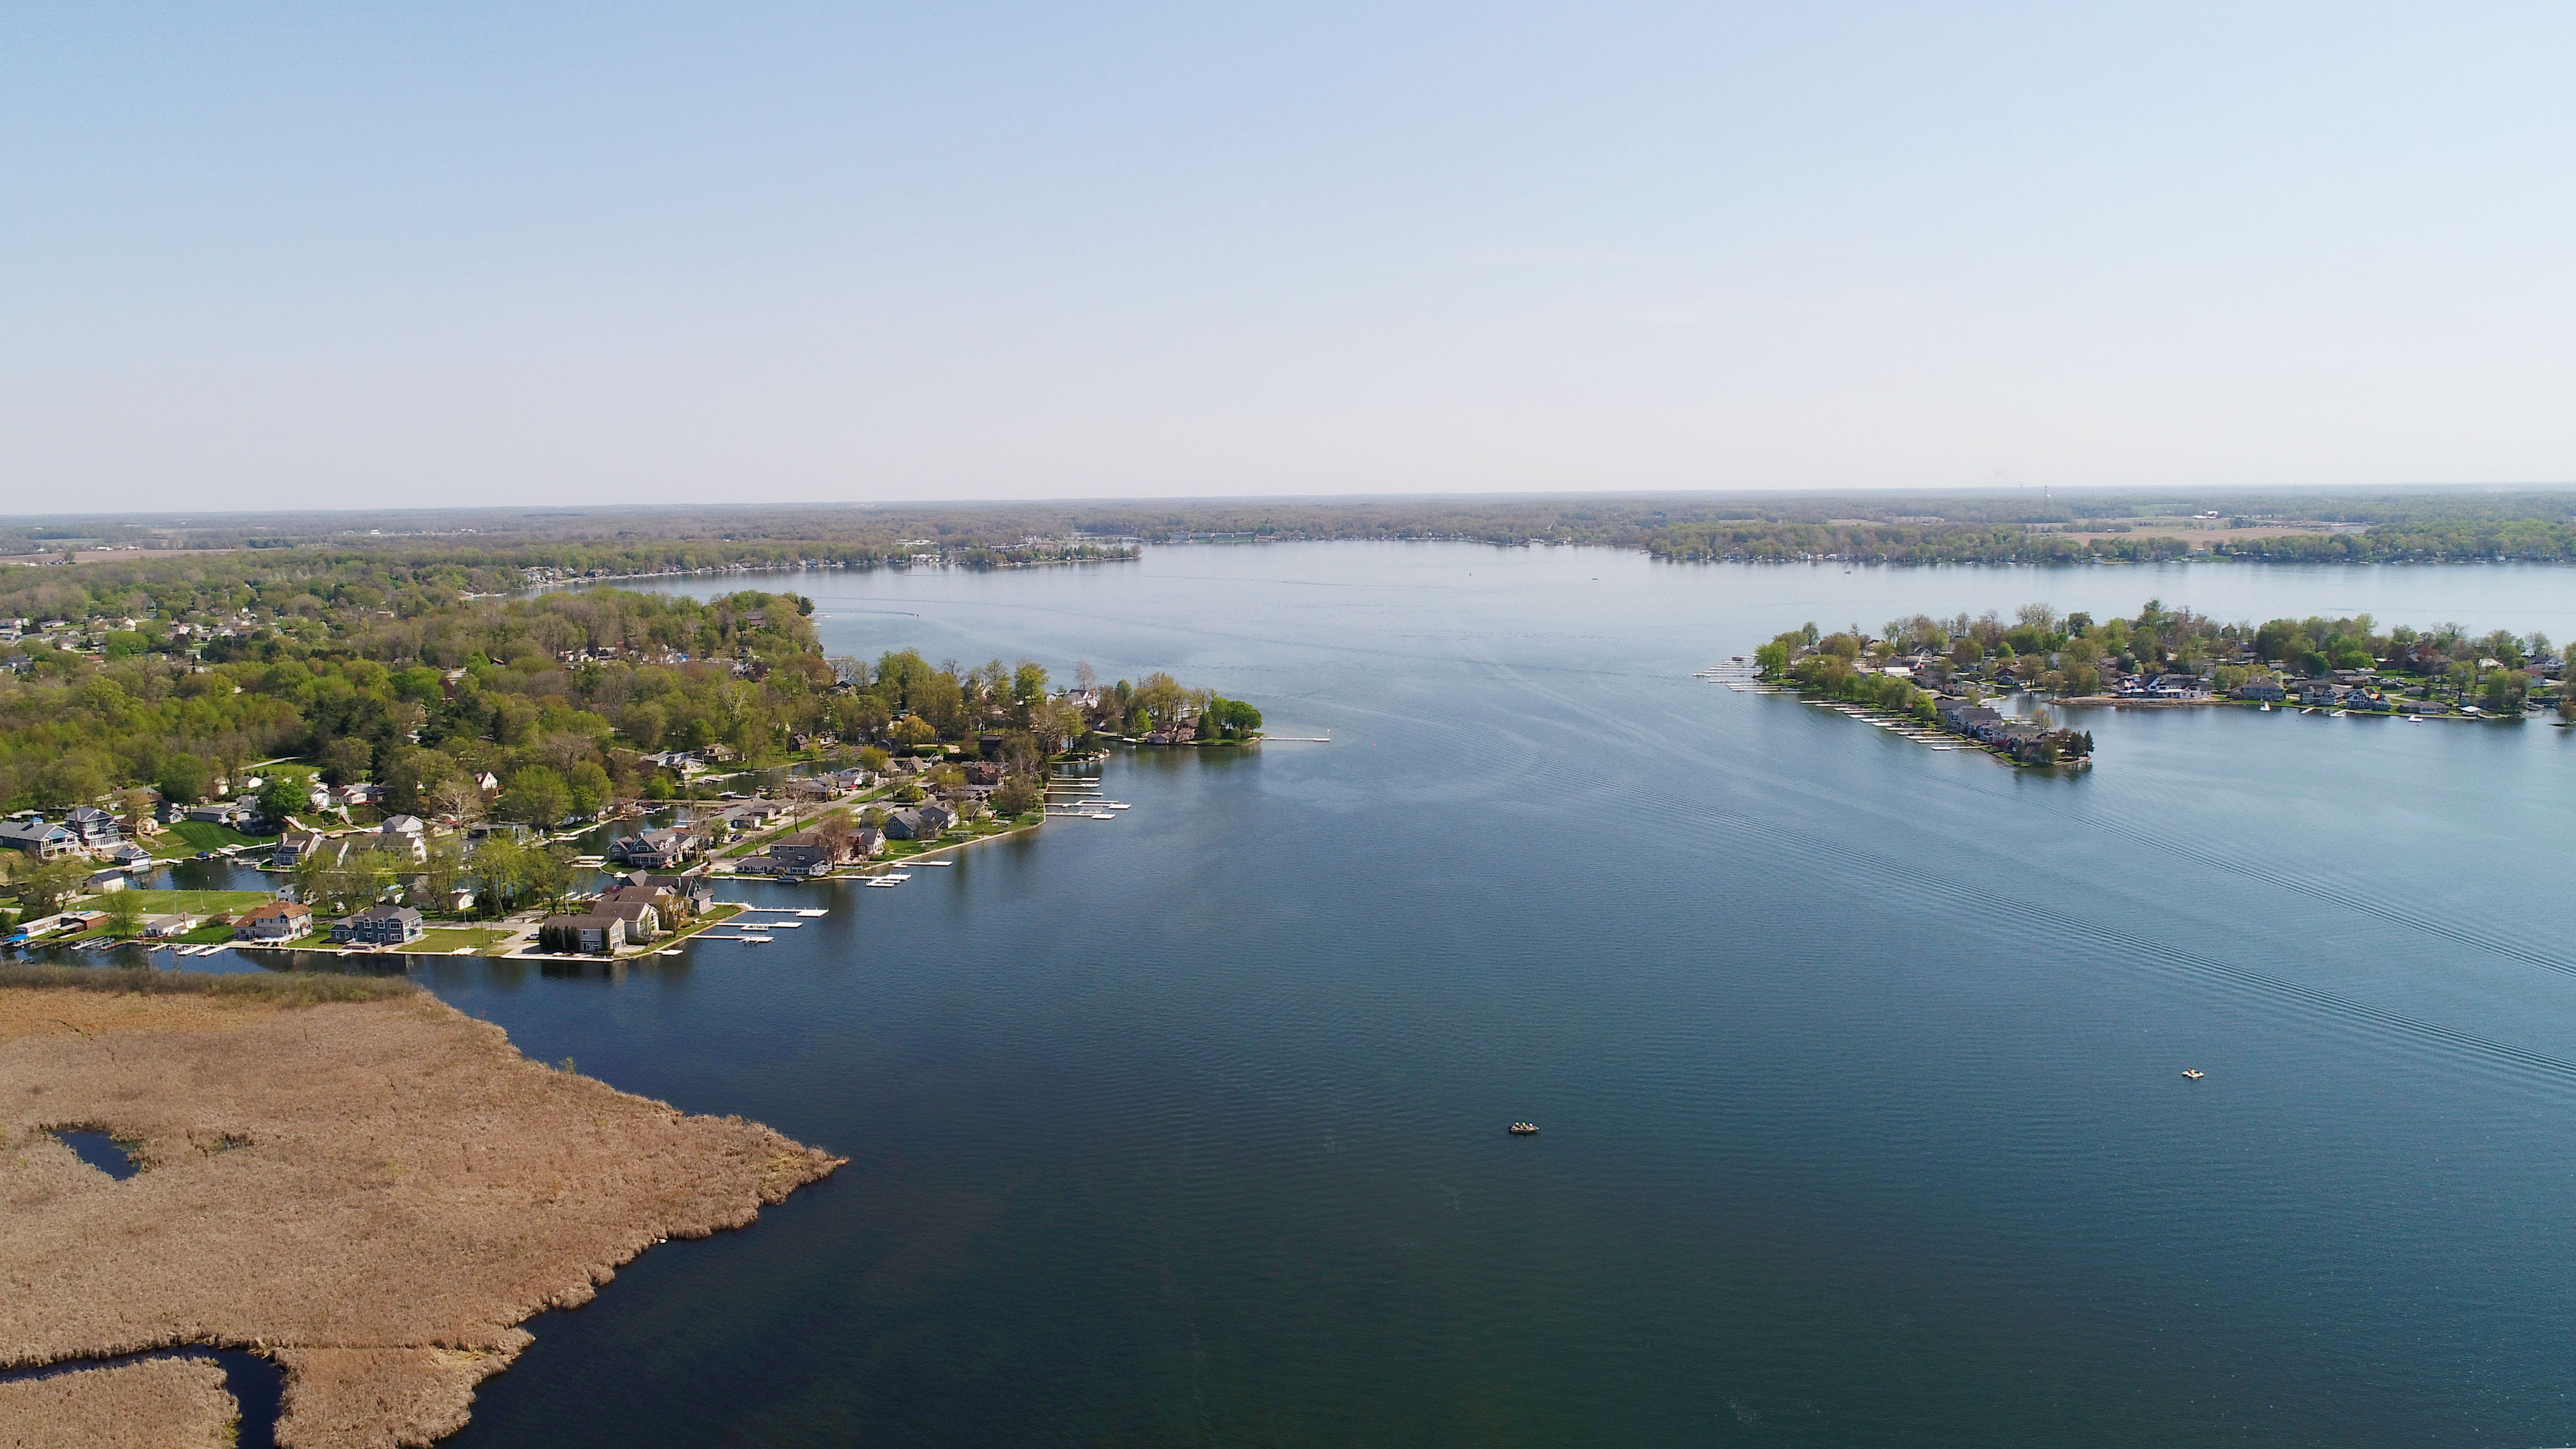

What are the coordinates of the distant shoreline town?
(0, 581, 1258, 960)
(1738, 600, 2567, 764)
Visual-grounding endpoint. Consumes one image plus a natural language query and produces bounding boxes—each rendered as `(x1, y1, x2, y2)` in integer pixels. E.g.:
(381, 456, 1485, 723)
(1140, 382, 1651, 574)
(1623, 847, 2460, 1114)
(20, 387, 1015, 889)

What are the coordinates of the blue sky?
(5, 4, 2571, 510)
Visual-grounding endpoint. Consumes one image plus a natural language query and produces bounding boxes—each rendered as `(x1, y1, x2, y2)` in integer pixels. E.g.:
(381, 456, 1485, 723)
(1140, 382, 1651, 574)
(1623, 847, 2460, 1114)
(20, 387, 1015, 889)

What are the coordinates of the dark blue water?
(0, 1349, 281, 1447)
(161, 548, 2576, 1443)
(50, 1129, 139, 1180)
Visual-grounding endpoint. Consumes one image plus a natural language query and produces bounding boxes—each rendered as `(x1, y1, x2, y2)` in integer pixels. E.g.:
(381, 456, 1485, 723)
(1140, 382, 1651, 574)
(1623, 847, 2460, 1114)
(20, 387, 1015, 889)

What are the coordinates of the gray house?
(0, 819, 78, 859)
(330, 905, 424, 946)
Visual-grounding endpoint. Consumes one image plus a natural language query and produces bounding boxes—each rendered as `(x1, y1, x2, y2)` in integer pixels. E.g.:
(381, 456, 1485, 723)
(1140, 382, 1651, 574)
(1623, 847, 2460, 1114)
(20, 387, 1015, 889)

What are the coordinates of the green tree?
(1204, 697, 1263, 738)
(1132, 673, 1187, 729)
(258, 772, 308, 824)
(317, 735, 374, 786)
(1011, 660, 1050, 719)
(14, 857, 94, 917)
(2483, 670, 2530, 715)
(468, 837, 529, 916)
(495, 767, 571, 827)
(991, 776, 1042, 819)
(102, 886, 144, 938)
(564, 761, 612, 818)
(156, 753, 210, 806)
(30, 755, 110, 812)
(522, 845, 575, 913)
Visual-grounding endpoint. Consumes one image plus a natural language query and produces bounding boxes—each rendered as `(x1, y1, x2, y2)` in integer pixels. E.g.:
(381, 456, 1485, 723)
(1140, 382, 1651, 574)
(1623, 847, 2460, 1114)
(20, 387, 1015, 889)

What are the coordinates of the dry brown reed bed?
(0, 1356, 238, 1449)
(0, 971, 841, 1448)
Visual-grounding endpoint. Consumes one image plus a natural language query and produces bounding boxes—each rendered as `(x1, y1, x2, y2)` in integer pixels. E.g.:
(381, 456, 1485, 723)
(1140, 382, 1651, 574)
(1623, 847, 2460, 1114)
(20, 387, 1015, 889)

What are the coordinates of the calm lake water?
(285, 548, 2576, 1443)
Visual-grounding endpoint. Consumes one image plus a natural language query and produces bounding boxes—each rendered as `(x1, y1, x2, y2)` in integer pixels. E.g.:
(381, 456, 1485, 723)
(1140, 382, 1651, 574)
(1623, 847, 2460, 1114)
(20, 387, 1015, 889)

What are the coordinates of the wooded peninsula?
(0, 558, 1258, 934)
(1752, 600, 2569, 763)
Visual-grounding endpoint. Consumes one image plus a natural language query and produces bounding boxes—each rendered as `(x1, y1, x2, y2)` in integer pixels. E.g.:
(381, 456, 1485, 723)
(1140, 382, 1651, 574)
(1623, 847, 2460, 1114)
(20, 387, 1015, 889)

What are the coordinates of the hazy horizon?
(9, 5, 2573, 511)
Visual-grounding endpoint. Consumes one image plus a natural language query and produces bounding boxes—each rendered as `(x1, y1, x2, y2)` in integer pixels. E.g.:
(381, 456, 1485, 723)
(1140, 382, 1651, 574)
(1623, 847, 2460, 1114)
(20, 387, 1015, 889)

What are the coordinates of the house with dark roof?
(538, 913, 627, 955)
(600, 884, 689, 925)
(620, 872, 713, 914)
(64, 807, 122, 848)
(0, 819, 78, 859)
(330, 905, 424, 946)
(378, 815, 429, 862)
(595, 898, 663, 941)
(612, 828, 696, 869)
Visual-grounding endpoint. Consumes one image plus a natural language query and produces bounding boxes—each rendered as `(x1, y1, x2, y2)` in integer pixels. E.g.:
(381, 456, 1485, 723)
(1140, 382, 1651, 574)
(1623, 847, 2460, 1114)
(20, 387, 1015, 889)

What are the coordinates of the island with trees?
(1747, 599, 2570, 765)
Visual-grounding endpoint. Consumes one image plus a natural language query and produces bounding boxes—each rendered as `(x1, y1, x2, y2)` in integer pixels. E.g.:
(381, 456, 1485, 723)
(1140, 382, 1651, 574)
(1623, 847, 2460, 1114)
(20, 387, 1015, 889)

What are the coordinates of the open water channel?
(87, 545, 2576, 1444)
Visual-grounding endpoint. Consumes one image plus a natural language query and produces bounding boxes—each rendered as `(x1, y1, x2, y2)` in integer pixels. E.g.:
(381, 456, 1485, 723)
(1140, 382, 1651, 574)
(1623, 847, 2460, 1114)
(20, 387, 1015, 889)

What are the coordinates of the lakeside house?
(2113, 675, 2210, 700)
(235, 902, 314, 941)
(379, 815, 429, 861)
(734, 851, 829, 877)
(610, 827, 696, 870)
(537, 913, 627, 955)
(330, 905, 424, 946)
(273, 825, 333, 867)
(618, 871, 714, 915)
(63, 806, 122, 849)
(594, 898, 663, 942)
(0, 818, 78, 858)
(600, 883, 695, 926)
(1935, 696, 2087, 764)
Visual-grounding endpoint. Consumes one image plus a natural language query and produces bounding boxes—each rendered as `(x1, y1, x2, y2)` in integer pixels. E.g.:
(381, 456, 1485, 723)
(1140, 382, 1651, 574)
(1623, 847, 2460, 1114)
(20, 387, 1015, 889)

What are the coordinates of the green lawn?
(162, 820, 278, 854)
(654, 903, 745, 945)
(717, 815, 819, 858)
(119, 888, 277, 914)
(392, 927, 513, 955)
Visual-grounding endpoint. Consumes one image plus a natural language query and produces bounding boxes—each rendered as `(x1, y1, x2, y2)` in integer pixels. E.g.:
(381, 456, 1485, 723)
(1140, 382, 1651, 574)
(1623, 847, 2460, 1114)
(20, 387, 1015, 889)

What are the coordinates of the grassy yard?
(875, 815, 1038, 860)
(653, 904, 744, 945)
(717, 816, 813, 858)
(160, 820, 278, 855)
(392, 927, 513, 955)
(120, 889, 278, 914)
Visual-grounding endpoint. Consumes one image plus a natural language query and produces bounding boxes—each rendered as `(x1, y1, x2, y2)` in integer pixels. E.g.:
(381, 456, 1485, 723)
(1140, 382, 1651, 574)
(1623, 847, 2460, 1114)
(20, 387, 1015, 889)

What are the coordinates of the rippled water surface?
(397, 546, 2576, 1447)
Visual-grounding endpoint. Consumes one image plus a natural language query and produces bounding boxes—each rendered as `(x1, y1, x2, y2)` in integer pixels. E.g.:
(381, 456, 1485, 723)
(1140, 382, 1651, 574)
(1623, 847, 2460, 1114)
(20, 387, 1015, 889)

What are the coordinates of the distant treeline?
(12, 491, 2576, 591)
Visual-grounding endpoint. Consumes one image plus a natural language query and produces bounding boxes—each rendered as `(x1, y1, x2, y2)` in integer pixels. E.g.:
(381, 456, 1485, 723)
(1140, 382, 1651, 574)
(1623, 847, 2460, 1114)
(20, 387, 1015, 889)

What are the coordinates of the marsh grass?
(0, 963, 415, 1006)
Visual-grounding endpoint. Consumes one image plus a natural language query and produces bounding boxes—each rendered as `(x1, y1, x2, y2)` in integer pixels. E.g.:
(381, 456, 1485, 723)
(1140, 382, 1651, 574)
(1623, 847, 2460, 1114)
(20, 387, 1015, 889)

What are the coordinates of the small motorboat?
(2181, 1069, 2204, 1080)
(1507, 1122, 1540, 1135)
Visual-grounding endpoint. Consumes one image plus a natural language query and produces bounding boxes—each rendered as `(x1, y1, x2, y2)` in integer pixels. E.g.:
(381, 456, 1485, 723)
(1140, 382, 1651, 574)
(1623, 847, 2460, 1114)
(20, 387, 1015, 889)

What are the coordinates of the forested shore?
(17, 489, 2576, 585)
(0, 564, 1255, 924)
(1752, 601, 2569, 765)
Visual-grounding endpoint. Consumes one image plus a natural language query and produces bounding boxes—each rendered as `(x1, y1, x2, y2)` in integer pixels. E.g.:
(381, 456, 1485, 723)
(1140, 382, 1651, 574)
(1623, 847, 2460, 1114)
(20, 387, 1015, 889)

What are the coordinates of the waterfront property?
(235, 901, 314, 941)
(330, 905, 425, 946)
(537, 913, 629, 954)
